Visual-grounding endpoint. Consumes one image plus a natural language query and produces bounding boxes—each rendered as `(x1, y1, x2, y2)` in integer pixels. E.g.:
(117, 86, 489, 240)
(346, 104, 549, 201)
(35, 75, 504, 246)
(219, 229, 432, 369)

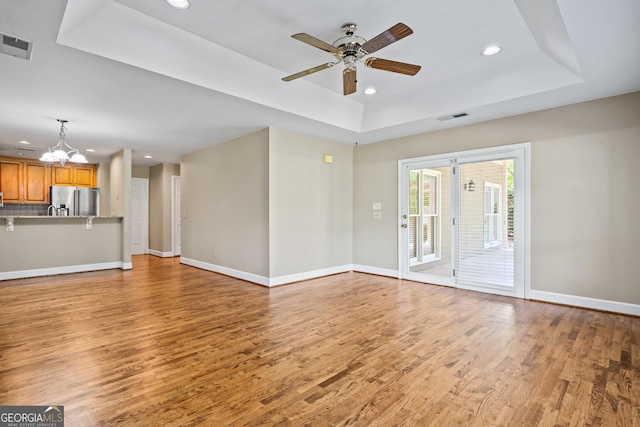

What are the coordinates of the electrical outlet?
(6, 217, 14, 232)
(86, 217, 93, 230)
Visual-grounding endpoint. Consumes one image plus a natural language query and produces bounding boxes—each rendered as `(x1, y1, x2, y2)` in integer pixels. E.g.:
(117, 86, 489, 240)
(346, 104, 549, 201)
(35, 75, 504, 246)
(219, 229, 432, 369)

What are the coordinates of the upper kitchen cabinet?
(0, 159, 22, 203)
(0, 157, 51, 204)
(51, 164, 96, 187)
(23, 161, 50, 203)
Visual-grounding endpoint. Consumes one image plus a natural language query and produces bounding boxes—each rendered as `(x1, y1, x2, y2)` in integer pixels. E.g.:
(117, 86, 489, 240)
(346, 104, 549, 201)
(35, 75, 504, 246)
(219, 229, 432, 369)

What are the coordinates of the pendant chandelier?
(39, 119, 88, 166)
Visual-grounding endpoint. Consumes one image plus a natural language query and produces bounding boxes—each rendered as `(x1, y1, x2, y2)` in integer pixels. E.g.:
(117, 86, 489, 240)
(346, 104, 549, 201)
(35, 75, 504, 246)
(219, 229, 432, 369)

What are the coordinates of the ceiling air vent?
(437, 112, 468, 121)
(1, 32, 33, 60)
(15, 146, 35, 152)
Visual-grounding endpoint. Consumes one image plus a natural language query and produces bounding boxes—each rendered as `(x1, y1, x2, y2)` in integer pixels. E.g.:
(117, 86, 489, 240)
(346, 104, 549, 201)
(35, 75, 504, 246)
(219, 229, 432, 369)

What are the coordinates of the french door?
(399, 143, 529, 299)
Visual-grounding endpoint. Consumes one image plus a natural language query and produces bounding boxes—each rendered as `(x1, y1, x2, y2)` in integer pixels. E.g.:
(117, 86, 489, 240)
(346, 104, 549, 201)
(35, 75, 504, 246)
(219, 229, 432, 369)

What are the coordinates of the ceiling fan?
(282, 22, 421, 96)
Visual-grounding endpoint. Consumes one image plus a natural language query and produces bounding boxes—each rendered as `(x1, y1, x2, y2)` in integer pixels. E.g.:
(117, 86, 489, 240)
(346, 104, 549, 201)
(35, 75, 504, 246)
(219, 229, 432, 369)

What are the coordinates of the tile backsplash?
(0, 204, 49, 216)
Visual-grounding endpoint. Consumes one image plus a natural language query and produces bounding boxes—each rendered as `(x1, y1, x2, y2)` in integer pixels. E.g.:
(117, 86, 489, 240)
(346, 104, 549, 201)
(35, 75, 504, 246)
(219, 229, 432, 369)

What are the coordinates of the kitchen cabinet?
(23, 161, 50, 203)
(51, 164, 96, 187)
(0, 157, 51, 204)
(0, 160, 22, 203)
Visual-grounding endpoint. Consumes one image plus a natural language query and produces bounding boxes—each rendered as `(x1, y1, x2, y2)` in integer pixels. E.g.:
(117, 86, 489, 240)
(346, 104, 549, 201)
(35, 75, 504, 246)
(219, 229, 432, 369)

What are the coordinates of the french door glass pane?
(423, 173, 436, 214)
(409, 216, 417, 259)
(409, 165, 451, 277)
(422, 215, 435, 257)
(409, 171, 419, 215)
(458, 160, 514, 288)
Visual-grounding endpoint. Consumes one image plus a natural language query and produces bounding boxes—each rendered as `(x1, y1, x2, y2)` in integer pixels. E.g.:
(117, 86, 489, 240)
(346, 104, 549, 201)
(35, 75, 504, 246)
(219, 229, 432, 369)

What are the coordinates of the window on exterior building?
(409, 169, 441, 265)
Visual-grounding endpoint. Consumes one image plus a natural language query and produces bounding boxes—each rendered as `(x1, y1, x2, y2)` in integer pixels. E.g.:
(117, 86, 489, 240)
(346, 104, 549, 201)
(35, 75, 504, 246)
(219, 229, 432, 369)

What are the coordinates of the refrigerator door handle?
(74, 189, 79, 216)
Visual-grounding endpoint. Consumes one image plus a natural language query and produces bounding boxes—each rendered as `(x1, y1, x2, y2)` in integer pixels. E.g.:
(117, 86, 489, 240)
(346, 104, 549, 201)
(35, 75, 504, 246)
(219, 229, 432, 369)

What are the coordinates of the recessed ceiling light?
(85, 148, 95, 152)
(18, 140, 31, 145)
(144, 155, 153, 159)
(481, 45, 502, 56)
(364, 87, 377, 95)
(165, 0, 190, 9)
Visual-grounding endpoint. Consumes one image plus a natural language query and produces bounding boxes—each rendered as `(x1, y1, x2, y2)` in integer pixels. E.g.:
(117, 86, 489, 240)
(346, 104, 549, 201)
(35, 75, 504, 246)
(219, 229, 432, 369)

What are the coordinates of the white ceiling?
(0, 0, 638, 166)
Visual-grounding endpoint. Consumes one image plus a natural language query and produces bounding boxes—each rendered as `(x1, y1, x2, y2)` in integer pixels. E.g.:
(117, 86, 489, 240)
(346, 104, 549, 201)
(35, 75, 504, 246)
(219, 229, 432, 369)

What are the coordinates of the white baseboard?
(180, 257, 270, 286)
(352, 264, 399, 278)
(0, 261, 128, 281)
(530, 290, 640, 316)
(268, 265, 353, 287)
(149, 249, 174, 258)
(180, 258, 354, 287)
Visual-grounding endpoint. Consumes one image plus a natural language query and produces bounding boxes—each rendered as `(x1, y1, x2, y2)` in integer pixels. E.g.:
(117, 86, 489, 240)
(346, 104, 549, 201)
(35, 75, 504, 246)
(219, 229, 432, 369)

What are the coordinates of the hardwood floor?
(1, 256, 638, 426)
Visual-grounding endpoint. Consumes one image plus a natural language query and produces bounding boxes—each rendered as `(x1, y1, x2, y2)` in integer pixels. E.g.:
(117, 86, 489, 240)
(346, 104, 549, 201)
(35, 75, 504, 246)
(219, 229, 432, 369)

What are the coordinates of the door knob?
(401, 224, 408, 228)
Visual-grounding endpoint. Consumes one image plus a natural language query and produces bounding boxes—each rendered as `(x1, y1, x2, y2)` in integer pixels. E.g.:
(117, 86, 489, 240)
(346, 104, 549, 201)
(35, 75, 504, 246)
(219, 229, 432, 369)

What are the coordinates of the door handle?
(401, 224, 407, 228)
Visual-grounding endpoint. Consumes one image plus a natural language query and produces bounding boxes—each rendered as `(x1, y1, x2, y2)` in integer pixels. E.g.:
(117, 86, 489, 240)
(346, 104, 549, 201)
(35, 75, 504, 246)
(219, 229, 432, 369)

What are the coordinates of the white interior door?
(131, 178, 149, 255)
(399, 143, 529, 299)
(172, 176, 181, 256)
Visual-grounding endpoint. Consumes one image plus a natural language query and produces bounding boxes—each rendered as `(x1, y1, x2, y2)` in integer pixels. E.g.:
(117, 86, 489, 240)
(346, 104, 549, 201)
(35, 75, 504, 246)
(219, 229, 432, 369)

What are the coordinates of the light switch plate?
(373, 211, 382, 219)
(372, 202, 382, 210)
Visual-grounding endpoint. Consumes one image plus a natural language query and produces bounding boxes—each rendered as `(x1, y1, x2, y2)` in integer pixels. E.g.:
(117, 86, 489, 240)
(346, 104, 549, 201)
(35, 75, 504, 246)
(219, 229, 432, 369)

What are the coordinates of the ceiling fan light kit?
(283, 22, 421, 96)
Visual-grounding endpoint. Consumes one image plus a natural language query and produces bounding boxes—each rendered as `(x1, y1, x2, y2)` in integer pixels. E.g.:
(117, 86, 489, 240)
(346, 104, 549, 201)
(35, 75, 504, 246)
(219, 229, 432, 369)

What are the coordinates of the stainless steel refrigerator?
(50, 186, 100, 216)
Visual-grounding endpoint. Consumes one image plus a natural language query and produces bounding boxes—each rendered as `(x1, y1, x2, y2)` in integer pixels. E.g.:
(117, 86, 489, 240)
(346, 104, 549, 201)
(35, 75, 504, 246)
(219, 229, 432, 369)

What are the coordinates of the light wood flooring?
(0, 256, 638, 426)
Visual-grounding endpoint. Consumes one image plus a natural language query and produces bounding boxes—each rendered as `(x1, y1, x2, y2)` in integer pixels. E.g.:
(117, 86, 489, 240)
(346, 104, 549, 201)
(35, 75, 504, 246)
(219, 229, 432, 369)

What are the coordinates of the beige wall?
(96, 162, 110, 217)
(354, 92, 640, 304)
(181, 127, 352, 280)
(149, 165, 162, 252)
(181, 129, 270, 277)
(149, 163, 180, 254)
(268, 128, 353, 277)
(110, 150, 132, 265)
(0, 217, 122, 273)
(132, 165, 150, 179)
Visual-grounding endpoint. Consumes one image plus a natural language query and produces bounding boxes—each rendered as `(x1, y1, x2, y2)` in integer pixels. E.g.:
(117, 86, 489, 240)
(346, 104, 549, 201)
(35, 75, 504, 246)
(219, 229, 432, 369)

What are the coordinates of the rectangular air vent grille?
(437, 112, 469, 121)
(15, 146, 36, 152)
(1, 32, 33, 60)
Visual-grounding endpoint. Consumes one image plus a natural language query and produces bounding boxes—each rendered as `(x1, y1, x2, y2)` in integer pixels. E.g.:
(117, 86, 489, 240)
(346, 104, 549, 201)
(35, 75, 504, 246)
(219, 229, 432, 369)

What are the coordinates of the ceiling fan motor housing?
(333, 32, 367, 67)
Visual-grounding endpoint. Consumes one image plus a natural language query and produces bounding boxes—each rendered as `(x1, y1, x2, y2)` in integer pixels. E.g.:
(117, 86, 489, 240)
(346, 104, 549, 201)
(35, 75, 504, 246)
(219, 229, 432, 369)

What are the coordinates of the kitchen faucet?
(47, 205, 56, 216)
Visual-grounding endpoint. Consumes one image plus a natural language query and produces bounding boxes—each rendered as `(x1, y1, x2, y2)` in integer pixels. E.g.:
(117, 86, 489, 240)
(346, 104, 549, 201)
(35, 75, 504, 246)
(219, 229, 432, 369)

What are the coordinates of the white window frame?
(409, 169, 441, 266)
(483, 182, 503, 249)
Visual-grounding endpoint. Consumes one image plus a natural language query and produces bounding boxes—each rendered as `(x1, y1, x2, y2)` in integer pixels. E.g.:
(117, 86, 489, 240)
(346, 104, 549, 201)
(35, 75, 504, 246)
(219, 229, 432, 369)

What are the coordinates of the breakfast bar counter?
(0, 215, 127, 280)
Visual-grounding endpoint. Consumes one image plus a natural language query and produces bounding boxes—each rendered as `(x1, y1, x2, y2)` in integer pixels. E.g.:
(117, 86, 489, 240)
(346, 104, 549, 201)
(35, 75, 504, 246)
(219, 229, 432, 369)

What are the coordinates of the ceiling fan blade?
(343, 68, 357, 95)
(282, 62, 337, 82)
(292, 33, 341, 56)
(361, 23, 413, 55)
(364, 57, 421, 76)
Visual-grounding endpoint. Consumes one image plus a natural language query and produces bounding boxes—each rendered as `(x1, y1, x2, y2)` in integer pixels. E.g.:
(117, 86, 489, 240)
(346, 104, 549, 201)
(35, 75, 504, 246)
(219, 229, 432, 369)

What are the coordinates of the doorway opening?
(399, 143, 529, 299)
